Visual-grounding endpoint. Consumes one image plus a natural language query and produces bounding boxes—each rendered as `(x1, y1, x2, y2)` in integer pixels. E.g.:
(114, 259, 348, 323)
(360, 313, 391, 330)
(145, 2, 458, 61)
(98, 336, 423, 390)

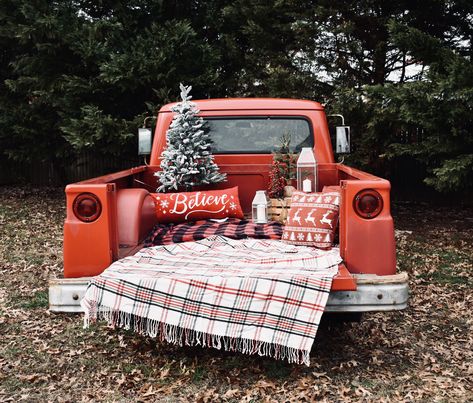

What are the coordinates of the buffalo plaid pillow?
(282, 189, 340, 249)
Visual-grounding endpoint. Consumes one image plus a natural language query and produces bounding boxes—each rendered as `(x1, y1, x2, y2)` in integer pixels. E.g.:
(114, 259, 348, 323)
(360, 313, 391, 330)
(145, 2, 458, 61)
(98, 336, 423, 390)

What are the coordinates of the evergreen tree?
(0, 0, 220, 183)
(155, 84, 226, 192)
(207, 0, 328, 99)
(1, 0, 473, 193)
(314, 0, 473, 193)
(363, 23, 473, 192)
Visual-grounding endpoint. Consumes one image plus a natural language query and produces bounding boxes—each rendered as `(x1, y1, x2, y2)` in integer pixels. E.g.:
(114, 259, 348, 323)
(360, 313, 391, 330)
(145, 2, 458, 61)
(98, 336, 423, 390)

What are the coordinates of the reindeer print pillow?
(282, 190, 340, 249)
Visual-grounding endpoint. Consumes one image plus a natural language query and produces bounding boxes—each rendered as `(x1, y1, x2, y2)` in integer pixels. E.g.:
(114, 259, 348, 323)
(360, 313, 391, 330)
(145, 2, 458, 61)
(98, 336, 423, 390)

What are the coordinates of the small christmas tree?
(267, 159, 286, 198)
(267, 132, 297, 198)
(155, 84, 226, 192)
(275, 132, 297, 184)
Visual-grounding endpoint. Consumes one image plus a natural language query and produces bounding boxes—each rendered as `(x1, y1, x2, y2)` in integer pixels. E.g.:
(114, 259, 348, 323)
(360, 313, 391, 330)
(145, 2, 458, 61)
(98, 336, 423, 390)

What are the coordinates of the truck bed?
(64, 162, 395, 278)
(117, 242, 356, 292)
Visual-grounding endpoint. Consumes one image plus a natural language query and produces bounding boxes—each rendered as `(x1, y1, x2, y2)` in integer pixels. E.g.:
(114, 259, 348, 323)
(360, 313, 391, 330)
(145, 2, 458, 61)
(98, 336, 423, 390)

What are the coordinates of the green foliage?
(324, 3, 473, 193)
(61, 105, 133, 154)
(0, 0, 472, 192)
(364, 26, 473, 192)
(0, 0, 220, 182)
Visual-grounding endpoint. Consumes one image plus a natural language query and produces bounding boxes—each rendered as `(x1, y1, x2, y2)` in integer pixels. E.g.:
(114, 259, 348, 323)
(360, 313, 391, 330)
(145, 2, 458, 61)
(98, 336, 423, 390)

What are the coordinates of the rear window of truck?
(204, 117, 313, 154)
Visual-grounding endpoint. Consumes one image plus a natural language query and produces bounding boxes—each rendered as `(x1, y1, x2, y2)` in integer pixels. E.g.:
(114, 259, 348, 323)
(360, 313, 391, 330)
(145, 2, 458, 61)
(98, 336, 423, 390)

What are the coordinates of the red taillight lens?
(73, 193, 102, 222)
(354, 189, 383, 219)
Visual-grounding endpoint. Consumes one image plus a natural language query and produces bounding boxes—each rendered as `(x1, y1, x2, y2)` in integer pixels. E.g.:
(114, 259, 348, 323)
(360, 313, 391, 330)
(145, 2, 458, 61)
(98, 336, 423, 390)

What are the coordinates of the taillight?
(353, 189, 383, 219)
(73, 193, 102, 222)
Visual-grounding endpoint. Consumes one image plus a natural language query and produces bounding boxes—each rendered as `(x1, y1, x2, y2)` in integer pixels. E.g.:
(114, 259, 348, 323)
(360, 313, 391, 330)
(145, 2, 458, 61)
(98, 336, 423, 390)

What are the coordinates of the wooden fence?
(0, 153, 140, 186)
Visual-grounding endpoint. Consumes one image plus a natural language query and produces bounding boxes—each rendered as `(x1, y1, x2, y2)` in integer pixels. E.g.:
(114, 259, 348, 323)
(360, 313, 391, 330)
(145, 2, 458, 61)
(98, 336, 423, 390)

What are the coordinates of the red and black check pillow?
(282, 189, 340, 249)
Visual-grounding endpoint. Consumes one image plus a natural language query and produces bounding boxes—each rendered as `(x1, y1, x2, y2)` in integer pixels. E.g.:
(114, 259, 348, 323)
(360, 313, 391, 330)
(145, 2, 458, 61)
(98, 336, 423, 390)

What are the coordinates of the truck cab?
(50, 98, 409, 313)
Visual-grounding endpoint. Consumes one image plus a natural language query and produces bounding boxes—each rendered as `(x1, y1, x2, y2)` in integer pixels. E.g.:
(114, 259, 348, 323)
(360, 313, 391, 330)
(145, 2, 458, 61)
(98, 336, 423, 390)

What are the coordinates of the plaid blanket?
(144, 218, 283, 246)
(81, 236, 341, 365)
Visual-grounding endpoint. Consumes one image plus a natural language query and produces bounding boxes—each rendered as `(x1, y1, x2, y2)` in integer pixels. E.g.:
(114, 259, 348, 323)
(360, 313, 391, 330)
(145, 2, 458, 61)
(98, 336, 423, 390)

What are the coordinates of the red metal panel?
(337, 165, 396, 275)
(332, 264, 357, 291)
(77, 166, 147, 185)
(116, 189, 156, 247)
(158, 98, 324, 112)
(63, 183, 118, 277)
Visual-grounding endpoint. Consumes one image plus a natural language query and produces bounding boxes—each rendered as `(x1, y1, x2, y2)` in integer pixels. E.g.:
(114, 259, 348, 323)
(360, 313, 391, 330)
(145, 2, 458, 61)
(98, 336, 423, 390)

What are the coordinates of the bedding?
(144, 218, 283, 246)
(81, 236, 342, 365)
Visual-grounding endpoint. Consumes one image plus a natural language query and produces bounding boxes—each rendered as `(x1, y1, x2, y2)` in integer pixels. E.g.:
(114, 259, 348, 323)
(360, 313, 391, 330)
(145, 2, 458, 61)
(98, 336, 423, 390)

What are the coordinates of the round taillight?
(353, 189, 383, 219)
(73, 193, 102, 222)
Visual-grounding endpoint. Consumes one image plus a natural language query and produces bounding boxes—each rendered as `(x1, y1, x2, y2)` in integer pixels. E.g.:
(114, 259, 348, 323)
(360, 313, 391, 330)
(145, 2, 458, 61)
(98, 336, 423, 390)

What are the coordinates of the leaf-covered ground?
(0, 187, 472, 402)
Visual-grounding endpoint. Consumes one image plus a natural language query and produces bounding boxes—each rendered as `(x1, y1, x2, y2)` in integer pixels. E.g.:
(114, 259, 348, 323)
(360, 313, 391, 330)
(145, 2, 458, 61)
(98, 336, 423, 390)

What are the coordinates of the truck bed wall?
(336, 165, 396, 276)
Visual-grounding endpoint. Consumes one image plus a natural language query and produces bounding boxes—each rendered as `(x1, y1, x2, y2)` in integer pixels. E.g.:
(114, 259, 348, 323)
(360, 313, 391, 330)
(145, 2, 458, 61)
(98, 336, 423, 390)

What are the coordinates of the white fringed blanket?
(81, 236, 341, 365)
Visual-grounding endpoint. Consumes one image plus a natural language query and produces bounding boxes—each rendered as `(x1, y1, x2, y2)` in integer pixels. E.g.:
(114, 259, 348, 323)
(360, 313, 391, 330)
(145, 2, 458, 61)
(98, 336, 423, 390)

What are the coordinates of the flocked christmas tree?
(155, 84, 226, 192)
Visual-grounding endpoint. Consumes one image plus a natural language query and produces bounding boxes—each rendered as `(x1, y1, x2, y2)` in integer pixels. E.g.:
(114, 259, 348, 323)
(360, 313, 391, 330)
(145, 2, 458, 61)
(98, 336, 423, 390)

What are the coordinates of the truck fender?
(116, 188, 156, 247)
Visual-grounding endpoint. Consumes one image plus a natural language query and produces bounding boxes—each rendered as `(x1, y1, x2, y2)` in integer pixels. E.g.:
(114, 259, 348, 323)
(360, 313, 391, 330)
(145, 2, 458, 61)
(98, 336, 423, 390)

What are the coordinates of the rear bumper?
(49, 277, 90, 313)
(326, 272, 409, 312)
(49, 272, 409, 313)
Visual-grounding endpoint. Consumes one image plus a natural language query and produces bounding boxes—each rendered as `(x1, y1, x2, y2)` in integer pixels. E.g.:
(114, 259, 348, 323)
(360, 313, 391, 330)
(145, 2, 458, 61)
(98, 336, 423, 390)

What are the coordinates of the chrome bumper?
(49, 277, 91, 313)
(49, 272, 409, 313)
(325, 272, 409, 312)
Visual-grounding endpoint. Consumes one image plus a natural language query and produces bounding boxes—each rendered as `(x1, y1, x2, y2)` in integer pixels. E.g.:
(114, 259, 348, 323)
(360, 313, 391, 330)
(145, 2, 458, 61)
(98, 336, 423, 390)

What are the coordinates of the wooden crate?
(269, 197, 292, 223)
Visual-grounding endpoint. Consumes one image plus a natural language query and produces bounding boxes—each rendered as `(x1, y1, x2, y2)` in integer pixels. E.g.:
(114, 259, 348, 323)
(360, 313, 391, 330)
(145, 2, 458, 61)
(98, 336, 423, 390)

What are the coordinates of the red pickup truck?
(49, 98, 409, 314)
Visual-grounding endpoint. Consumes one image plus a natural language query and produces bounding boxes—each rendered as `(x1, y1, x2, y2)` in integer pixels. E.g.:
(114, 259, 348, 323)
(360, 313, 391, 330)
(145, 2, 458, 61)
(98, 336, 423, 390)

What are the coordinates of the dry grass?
(0, 186, 472, 402)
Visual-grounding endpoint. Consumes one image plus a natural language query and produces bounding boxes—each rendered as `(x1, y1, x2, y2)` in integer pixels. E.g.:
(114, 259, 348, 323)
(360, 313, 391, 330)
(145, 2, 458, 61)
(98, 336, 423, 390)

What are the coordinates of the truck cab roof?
(159, 98, 324, 112)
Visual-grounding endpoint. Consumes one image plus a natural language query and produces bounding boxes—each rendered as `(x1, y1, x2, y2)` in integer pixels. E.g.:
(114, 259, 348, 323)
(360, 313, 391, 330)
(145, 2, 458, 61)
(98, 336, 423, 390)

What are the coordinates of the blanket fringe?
(83, 304, 310, 366)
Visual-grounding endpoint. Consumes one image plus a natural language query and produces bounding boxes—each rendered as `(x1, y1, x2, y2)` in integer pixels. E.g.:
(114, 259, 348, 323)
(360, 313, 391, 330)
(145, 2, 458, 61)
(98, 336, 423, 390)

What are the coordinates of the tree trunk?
(372, 41, 387, 85)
